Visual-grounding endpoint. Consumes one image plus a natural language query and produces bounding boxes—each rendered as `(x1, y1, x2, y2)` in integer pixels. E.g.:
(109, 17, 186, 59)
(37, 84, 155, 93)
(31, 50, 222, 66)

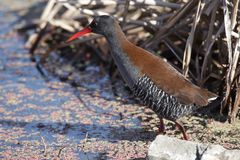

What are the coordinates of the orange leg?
(175, 121, 189, 140)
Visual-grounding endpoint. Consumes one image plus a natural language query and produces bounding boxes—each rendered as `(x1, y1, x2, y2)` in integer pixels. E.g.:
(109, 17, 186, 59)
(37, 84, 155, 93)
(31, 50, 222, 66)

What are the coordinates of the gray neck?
(105, 32, 140, 88)
(106, 33, 124, 58)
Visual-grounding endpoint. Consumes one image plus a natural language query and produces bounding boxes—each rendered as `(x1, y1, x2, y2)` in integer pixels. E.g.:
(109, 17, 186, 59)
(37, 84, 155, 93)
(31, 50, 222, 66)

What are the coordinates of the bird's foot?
(157, 127, 166, 135)
(175, 121, 190, 140)
(181, 132, 189, 140)
(157, 118, 166, 135)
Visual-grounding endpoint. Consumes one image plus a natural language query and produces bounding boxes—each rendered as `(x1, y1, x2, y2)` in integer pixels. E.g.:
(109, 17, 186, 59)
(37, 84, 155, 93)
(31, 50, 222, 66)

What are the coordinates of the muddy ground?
(0, 1, 239, 160)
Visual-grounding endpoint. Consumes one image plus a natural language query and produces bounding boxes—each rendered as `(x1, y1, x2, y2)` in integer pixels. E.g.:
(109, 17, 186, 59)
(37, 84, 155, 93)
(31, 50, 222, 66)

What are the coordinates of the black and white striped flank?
(132, 75, 198, 121)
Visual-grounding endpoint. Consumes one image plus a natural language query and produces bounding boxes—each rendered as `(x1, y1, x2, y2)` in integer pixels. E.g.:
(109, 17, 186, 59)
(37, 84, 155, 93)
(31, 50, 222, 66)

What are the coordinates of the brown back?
(122, 40, 217, 106)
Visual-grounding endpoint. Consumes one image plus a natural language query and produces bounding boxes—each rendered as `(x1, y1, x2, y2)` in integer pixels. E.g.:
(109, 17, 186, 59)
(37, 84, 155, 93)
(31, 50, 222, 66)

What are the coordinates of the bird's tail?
(207, 91, 218, 102)
(191, 87, 218, 106)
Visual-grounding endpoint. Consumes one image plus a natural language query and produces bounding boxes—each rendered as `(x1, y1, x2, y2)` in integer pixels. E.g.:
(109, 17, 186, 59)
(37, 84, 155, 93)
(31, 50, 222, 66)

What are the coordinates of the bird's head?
(66, 15, 115, 43)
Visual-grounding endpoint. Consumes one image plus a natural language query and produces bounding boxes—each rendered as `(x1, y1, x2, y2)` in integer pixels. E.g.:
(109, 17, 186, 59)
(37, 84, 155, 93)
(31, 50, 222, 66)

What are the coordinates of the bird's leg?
(175, 121, 189, 140)
(158, 117, 166, 134)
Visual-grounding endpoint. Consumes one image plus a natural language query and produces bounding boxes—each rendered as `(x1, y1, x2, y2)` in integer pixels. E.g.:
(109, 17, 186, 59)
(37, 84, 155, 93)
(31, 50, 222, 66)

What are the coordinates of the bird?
(66, 15, 218, 140)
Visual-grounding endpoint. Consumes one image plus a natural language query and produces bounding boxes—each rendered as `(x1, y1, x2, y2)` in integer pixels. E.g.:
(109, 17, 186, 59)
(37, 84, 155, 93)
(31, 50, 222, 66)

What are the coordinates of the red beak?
(66, 27, 92, 43)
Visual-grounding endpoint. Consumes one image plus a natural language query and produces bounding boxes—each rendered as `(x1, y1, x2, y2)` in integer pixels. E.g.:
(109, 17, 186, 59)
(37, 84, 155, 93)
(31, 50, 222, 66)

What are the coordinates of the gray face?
(89, 15, 115, 36)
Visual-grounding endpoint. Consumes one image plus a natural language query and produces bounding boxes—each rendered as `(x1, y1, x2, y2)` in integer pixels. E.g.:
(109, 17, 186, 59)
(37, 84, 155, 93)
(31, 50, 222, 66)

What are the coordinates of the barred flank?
(132, 76, 198, 120)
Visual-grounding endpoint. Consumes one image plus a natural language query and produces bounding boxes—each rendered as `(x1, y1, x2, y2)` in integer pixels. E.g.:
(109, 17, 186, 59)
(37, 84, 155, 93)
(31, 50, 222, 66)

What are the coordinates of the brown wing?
(123, 41, 217, 106)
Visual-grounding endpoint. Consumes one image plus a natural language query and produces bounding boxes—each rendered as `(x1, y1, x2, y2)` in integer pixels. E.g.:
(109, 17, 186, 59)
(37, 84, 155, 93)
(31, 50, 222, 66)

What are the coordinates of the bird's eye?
(91, 19, 97, 27)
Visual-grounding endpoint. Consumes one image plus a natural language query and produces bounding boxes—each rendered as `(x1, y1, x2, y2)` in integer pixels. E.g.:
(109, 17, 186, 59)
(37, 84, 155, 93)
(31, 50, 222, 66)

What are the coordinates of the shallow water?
(0, 1, 155, 159)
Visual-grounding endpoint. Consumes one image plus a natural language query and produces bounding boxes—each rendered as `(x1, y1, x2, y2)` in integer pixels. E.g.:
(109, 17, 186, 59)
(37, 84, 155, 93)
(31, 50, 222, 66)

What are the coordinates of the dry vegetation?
(21, 0, 240, 123)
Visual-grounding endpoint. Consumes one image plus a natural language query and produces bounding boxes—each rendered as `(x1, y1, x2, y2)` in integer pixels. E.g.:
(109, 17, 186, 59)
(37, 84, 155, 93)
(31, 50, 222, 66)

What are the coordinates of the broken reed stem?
(145, 0, 199, 48)
(231, 79, 240, 123)
(231, 0, 240, 30)
(121, 0, 130, 26)
(230, 34, 240, 86)
(41, 136, 48, 157)
(57, 146, 65, 157)
(229, 32, 240, 122)
(59, 0, 182, 9)
(182, 0, 205, 76)
(200, 0, 219, 82)
(222, 0, 234, 113)
(81, 132, 90, 160)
